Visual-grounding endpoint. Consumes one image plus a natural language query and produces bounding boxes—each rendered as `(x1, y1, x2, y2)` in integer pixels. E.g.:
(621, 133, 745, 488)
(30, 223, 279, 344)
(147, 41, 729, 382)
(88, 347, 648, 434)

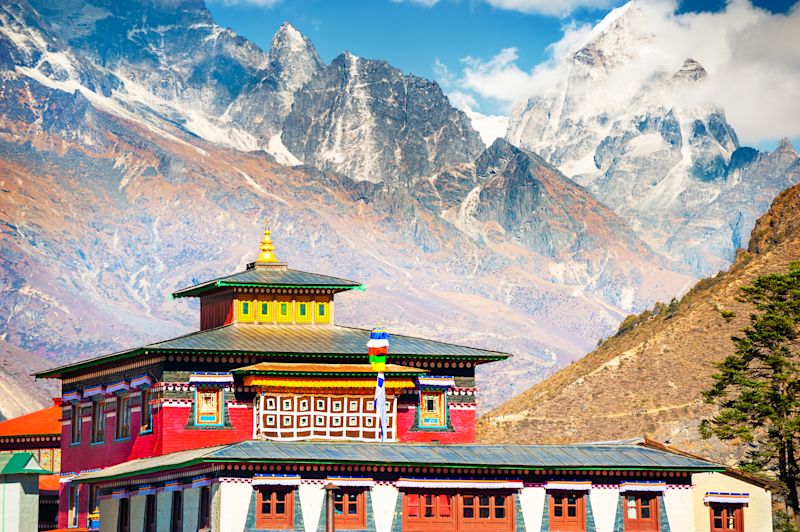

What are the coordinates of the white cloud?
(209, 0, 281, 6)
(439, 0, 800, 145)
(485, 0, 615, 17)
(448, 91, 509, 145)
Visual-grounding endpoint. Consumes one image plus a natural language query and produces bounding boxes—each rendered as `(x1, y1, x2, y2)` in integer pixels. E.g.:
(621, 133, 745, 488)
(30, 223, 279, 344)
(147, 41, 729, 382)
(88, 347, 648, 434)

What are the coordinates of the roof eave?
(171, 281, 365, 299)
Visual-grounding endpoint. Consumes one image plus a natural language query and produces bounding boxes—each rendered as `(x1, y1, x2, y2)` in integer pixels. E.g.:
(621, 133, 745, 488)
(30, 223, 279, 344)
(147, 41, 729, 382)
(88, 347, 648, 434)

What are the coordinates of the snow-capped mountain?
(507, 1, 797, 276)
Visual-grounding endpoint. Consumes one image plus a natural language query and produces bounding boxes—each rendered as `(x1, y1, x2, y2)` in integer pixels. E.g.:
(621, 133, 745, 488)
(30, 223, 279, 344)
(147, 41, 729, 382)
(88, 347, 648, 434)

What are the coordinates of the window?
(144, 494, 156, 532)
(70, 404, 82, 445)
(419, 391, 446, 428)
(277, 300, 292, 323)
(198, 486, 211, 529)
(402, 492, 514, 532)
(67, 484, 80, 528)
(140, 388, 153, 433)
(624, 494, 660, 531)
(89, 485, 100, 516)
(710, 504, 744, 532)
(295, 301, 311, 323)
(195, 388, 223, 426)
(256, 488, 295, 529)
(115, 395, 131, 439)
(90, 400, 106, 444)
(257, 300, 273, 323)
(118, 498, 130, 532)
(170, 491, 183, 532)
(333, 490, 366, 529)
(315, 300, 331, 324)
(237, 299, 254, 322)
(549, 492, 586, 531)
(404, 492, 455, 529)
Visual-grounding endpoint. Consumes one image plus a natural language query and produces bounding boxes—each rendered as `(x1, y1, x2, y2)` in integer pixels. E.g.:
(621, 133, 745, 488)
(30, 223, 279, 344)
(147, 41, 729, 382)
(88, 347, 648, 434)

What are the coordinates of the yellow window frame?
(314, 300, 331, 324)
(256, 300, 274, 323)
(237, 298, 255, 323)
(276, 299, 293, 323)
(295, 300, 312, 324)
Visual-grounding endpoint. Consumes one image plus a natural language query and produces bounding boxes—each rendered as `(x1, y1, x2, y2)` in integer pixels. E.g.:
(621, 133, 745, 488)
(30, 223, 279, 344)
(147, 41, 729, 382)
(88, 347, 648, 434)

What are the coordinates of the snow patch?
(267, 134, 302, 166)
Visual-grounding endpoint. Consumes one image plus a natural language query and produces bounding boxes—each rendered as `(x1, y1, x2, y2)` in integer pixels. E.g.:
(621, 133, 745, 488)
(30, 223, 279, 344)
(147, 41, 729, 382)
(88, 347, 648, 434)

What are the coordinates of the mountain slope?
(478, 174, 800, 463)
(506, 1, 799, 277)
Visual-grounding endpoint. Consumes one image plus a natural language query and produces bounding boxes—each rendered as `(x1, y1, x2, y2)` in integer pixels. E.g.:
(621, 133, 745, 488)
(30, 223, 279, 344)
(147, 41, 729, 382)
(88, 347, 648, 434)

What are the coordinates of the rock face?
(282, 52, 484, 185)
(478, 175, 800, 464)
(506, 1, 796, 277)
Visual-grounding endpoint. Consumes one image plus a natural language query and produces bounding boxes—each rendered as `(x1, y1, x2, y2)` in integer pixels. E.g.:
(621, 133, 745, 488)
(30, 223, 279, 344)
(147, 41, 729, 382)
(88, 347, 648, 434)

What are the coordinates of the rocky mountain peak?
(777, 137, 797, 155)
(672, 58, 708, 83)
(267, 22, 323, 92)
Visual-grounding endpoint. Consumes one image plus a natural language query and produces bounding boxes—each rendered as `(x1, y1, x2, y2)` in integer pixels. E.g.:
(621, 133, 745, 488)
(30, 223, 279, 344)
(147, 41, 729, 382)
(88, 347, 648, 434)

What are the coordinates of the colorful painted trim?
(417, 376, 456, 388)
(62, 391, 81, 403)
(619, 481, 667, 493)
(253, 474, 302, 486)
(137, 484, 156, 495)
(244, 377, 415, 389)
(111, 489, 129, 500)
(106, 381, 130, 395)
(396, 478, 523, 489)
(545, 480, 592, 491)
(704, 492, 750, 504)
(163, 480, 183, 492)
(130, 375, 154, 389)
(189, 372, 234, 386)
(59, 472, 78, 483)
(192, 475, 212, 488)
(83, 385, 105, 399)
(326, 477, 375, 487)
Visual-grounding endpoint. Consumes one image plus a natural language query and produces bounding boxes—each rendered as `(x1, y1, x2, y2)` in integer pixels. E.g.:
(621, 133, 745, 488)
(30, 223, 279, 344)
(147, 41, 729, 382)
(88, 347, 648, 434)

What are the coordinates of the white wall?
(518, 486, 546, 532)
(0, 479, 22, 532)
(218, 482, 251, 532)
(692, 472, 773, 532)
(299, 483, 325, 532)
(156, 492, 172, 532)
(664, 488, 695, 532)
(371, 485, 398, 532)
(129, 495, 146, 532)
(590, 487, 619, 532)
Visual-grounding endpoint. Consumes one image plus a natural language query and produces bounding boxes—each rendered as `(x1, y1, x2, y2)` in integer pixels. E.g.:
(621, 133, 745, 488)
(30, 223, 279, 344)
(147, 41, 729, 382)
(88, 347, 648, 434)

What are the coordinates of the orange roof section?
(0, 399, 62, 437)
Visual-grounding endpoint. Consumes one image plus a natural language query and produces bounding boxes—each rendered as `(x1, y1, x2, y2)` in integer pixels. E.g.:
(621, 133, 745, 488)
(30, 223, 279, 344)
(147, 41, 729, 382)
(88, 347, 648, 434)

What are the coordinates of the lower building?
(0, 400, 62, 531)
(0, 453, 52, 532)
(70, 439, 772, 532)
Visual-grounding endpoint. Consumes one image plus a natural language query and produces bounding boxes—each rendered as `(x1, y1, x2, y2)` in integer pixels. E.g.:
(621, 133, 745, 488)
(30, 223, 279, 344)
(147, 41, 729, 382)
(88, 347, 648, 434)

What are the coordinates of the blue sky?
(207, 0, 800, 150)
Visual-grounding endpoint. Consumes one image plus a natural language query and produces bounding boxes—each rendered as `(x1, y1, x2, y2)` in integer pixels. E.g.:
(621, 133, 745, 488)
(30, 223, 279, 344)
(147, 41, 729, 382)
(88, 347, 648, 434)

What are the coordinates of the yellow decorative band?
(244, 377, 415, 389)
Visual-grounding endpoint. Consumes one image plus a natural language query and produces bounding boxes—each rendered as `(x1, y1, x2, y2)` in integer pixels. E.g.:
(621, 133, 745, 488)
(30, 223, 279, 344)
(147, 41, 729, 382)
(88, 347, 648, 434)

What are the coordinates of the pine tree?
(700, 263, 800, 520)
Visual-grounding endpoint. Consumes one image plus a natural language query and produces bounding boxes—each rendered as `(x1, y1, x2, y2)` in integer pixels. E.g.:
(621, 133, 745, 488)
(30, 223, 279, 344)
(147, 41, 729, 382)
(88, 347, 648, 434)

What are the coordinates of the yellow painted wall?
(295, 299, 312, 324)
(692, 472, 772, 532)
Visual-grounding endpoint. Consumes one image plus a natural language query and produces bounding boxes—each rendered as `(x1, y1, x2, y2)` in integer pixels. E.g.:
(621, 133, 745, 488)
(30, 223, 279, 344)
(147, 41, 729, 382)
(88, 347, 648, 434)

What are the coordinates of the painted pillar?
(518, 486, 546, 532)
(129, 495, 146, 532)
(156, 492, 172, 531)
(182, 488, 200, 532)
(98, 498, 119, 532)
(589, 486, 619, 532)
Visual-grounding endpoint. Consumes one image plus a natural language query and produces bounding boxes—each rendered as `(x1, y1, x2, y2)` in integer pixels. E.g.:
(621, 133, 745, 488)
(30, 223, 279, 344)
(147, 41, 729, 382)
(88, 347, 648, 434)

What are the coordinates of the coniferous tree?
(700, 263, 800, 520)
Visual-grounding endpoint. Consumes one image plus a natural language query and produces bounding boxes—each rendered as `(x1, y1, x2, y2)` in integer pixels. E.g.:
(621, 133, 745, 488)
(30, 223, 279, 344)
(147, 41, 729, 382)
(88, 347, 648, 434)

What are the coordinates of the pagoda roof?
(171, 266, 364, 298)
(0, 400, 62, 439)
(72, 440, 723, 483)
(233, 362, 426, 376)
(35, 324, 510, 379)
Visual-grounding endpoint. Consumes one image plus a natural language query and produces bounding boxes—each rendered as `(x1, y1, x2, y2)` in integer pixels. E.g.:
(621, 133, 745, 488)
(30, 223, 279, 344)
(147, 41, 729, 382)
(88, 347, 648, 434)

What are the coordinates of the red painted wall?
(58, 400, 254, 528)
(200, 294, 234, 330)
(396, 406, 475, 444)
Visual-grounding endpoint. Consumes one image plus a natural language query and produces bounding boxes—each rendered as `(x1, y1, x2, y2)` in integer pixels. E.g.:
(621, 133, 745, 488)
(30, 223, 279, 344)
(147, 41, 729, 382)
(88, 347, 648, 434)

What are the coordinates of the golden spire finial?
(256, 215, 279, 263)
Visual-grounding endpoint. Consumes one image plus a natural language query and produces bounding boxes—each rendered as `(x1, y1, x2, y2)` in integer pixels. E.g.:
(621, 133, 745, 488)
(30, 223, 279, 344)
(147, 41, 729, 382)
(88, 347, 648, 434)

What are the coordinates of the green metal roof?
(0, 452, 51, 475)
(35, 324, 510, 379)
(73, 441, 723, 483)
(171, 267, 364, 298)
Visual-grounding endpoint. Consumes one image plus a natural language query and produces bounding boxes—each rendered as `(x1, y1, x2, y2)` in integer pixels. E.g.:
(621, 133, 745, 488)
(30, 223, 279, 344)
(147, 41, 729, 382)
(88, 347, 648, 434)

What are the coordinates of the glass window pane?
(479, 495, 490, 506)
(568, 506, 576, 517)
(479, 507, 490, 518)
(464, 507, 474, 518)
(554, 506, 563, 517)
(642, 506, 651, 519)
(276, 502, 285, 514)
(495, 507, 505, 519)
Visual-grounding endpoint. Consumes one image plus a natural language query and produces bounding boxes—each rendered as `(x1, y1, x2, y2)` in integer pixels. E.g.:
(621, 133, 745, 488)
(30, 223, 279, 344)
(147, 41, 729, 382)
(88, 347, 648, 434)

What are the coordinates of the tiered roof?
(0, 400, 62, 443)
